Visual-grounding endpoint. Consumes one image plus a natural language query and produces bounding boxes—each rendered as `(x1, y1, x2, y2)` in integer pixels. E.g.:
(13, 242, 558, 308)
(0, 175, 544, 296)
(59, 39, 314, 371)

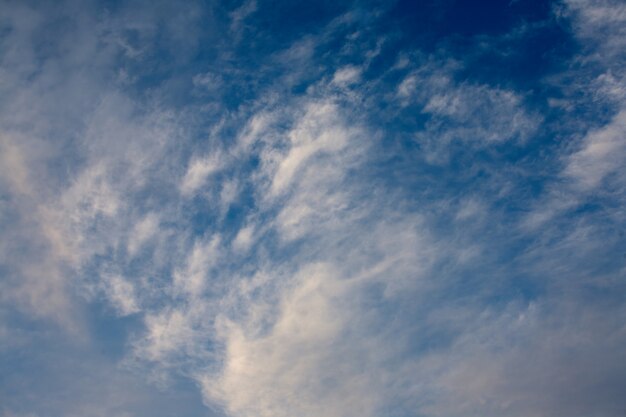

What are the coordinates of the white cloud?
(173, 235, 221, 297)
(127, 213, 160, 257)
(220, 179, 240, 214)
(141, 308, 194, 363)
(230, 0, 258, 35)
(564, 0, 626, 61)
(394, 63, 541, 164)
(232, 225, 255, 252)
(180, 154, 223, 196)
(103, 274, 140, 316)
(0, 134, 34, 196)
(563, 109, 626, 190)
(267, 101, 353, 196)
(331, 65, 361, 86)
(203, 257, 411, 417)
(192, 72, 223, 93)
(396, 73, 417, 99)
(203, 265, 361, 417)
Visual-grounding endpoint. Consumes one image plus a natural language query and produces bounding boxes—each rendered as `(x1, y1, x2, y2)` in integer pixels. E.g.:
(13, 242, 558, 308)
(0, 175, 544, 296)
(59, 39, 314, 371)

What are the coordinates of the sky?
(0, 0, 625, 416)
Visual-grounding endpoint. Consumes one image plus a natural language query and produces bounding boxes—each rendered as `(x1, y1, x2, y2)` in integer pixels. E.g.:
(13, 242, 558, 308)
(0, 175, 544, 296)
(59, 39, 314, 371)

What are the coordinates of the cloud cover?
(1, 0, 625, 416)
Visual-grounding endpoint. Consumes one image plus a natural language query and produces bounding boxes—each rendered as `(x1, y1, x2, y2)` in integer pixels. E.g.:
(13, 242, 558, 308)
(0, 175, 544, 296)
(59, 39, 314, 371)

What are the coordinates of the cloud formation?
(1, 1, 625, 417)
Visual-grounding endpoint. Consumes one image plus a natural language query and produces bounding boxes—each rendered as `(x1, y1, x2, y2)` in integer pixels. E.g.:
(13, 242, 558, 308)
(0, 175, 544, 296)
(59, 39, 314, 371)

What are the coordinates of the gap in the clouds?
(242, 0, 352, 48)
(381, 0, 577, 100)
(98, 3, 221, 108)
(0, 317, 213, 416)
(451, 23, 576, 93)
(107, 0, 353, 110)
(88, 298, 145, 359)
(186, 183, 255, 240)
(389, 0, 553, 40)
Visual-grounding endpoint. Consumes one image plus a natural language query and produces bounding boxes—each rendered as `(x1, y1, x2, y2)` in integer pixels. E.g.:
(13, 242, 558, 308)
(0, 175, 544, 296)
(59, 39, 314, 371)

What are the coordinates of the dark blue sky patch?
(389, 0, 553, 40)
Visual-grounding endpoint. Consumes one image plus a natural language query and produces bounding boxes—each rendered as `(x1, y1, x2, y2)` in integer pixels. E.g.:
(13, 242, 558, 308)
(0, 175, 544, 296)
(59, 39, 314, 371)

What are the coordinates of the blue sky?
(0, 0, 625, 416)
